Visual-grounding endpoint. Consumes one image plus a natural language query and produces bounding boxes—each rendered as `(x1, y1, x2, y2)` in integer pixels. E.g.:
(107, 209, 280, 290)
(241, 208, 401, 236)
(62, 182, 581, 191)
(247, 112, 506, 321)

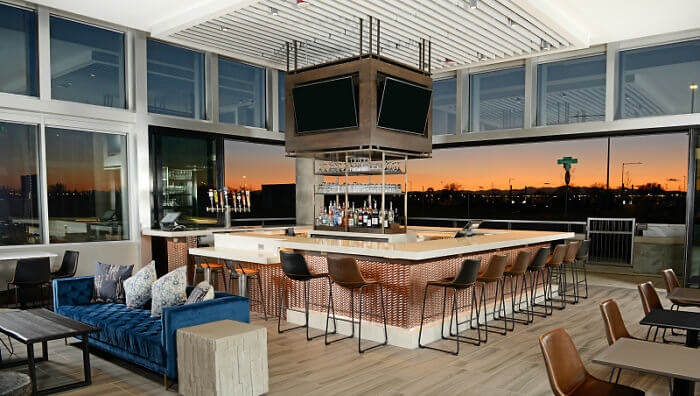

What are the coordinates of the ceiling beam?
(151, 0, 263, 38)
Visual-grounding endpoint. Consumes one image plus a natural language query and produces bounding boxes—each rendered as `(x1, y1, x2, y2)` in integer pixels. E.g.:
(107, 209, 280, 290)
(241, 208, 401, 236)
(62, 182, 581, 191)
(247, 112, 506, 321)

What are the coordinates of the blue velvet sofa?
(53, 276, 249, 380)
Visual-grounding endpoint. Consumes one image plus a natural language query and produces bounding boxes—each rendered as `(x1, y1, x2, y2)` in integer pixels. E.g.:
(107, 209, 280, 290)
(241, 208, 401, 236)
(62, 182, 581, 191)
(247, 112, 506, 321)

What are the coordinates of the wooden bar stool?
(545, 244, 568, 311)
(418, 258, 482, 355)
(503, 250, 533, 327)
(324, 255, 388, 354)
(278, 250, 335, 340)
(475, 254, 509, 339)
(529, 246, 551, 318)
(226, 260, 267, 320)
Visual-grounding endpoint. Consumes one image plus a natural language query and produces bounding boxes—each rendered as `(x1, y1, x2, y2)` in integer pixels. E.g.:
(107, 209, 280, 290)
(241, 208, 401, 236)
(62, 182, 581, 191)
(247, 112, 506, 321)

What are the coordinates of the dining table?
(640, 309, 700, 348)
(593, 338, 700, 396)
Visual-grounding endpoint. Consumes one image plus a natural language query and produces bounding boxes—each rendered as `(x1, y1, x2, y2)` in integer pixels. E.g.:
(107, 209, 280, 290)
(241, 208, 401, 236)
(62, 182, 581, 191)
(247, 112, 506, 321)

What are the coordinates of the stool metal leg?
(325, 282, 354, 346)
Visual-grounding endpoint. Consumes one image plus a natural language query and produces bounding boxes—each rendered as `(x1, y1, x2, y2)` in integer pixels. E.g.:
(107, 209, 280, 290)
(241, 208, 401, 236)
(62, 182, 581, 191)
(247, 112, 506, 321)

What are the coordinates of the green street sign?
(557, 156, 578, 171)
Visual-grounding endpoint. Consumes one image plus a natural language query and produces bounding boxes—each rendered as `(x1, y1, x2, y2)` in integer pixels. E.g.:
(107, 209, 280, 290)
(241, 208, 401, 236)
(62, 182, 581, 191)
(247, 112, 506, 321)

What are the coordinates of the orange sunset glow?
(224, 140, 295, 190)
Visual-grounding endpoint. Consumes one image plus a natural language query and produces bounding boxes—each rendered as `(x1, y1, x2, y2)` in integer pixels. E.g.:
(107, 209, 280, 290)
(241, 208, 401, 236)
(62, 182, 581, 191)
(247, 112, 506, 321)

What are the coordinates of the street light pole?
(621, 162, 642, 195)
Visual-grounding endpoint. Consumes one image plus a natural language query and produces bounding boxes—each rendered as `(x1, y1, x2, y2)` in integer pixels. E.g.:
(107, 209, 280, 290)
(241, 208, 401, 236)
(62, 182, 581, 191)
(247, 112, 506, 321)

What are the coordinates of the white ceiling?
(34, 0, 700, 72)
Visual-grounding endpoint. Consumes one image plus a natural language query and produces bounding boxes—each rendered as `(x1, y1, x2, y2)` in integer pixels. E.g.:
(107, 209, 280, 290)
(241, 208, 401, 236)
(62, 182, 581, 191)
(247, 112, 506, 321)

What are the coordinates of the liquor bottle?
(388, 201, 394, 225)
(383, 209, 389, 228)
(348, 203, 355, 227)
(372, 201, 379, 227)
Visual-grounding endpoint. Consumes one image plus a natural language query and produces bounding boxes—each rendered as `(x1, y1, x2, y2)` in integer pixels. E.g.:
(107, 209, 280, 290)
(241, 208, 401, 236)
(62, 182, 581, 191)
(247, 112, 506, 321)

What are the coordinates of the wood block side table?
(177, 320, 268, 396)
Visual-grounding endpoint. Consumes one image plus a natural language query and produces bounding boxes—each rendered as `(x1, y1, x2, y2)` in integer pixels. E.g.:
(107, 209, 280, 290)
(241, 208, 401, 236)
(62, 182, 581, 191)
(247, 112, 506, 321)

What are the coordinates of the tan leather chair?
(662, 269, 696, 308)
(546, 244, 568, 310)
(476, 254, 509, 338)
(637, 281, 666, 342)
(600, 299, 642, 383)
(539, 328, 644, 396)
(504, 250, 533, 326)
(418, 258, 482, 355)
(324, 255, 388, 353)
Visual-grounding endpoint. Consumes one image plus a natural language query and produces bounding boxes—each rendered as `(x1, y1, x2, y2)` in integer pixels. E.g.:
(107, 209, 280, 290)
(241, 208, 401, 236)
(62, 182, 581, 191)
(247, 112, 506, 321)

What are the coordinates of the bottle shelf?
(315, 169, 405, 177)
(313, 224, 405, 234)
(317, 183, 402, 195)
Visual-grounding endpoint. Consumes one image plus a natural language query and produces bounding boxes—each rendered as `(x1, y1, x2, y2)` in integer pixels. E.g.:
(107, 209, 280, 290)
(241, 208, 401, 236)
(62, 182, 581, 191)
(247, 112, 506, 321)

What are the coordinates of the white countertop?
(0, 251, 58, 260)
(141, 225, 297, 238)
(188, 247, 279, 264)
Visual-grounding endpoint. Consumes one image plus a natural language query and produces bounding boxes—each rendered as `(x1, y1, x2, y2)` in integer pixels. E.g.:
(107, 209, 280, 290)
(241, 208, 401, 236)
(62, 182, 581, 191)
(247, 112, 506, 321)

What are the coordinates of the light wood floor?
(1, 283, 698, 395)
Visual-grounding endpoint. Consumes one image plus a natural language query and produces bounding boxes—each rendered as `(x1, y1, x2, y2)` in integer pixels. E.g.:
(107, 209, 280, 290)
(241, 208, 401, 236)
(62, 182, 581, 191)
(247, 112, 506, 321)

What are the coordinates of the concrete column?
(295, 157, 321, 225)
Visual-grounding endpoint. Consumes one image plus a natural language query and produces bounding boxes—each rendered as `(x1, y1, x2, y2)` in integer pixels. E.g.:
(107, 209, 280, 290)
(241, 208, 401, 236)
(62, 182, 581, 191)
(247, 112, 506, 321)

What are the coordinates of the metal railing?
(408, 217, 587, 234)
(586, 218, 636, 266)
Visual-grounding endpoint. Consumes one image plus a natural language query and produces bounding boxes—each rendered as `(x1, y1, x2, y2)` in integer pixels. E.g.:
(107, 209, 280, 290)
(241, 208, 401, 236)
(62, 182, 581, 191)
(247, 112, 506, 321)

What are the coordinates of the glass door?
(686, 129, 700, 288)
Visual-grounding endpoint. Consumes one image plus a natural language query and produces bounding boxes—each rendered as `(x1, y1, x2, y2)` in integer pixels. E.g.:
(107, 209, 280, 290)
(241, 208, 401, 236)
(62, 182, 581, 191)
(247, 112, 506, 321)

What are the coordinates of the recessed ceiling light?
(220, 26, 228, 32)
(541, 39, 551, 50)
(270, 7, 279, 16)
(467, 0, 478, 9)
(476, 52, 485, 60)
(507, 17, 516, 26)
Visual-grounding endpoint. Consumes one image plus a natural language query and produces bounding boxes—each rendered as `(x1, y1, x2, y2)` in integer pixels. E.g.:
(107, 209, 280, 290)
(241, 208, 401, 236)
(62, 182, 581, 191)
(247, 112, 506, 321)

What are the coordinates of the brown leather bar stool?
(539, 328, 644, 396)
(528, 246, 551, 318)
(559, 240, 581, 304)
(225, 260, 267, 320)
(418, 258, 482, 355)
(637, 281, 671, 343)
(600, 299, 644, 384)
(545, 244, 568, 311)
(574, 240, 591, 299)
(324, 255, 388, 353)
(475, 254, 509, 338)
(193, 256, 226, 291)
(278, 250, 336, 340)
(503, 250, 533, 327)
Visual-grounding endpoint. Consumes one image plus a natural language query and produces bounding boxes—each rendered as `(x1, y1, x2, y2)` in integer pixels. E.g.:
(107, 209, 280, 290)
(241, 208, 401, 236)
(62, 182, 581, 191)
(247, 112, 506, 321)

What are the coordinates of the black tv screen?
(292, 76, 358, 134)
(377, 77, 432, 135)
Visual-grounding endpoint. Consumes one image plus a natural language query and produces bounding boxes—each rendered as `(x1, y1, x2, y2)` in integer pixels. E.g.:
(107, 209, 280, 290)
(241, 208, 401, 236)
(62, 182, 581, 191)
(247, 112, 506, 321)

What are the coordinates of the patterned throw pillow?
(93, 262, 134, 304)
(124, 261, 157, 309)
(185, 281, 215, 305)
(151, 266, 187, 317)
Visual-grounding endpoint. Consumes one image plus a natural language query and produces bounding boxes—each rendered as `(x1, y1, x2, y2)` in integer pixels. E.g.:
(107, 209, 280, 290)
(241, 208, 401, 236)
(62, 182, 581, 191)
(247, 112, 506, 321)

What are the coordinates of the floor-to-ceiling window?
(0, 3, 38, 97)
(45, 128, 129, 242)
(218, 57, 265, 128)
(50, 16, 125, 108)
(617, 39, 700, 119)
(432, 77, 457, 135)
(469, 67, 525, 132)
(0, 121, 41, 245)
(537, 54, 606, 126)
(147, 40, 205, 119)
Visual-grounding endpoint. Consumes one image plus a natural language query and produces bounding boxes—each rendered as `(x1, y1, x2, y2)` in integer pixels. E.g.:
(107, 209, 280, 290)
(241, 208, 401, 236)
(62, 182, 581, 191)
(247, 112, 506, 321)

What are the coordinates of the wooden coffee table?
(0, 308, 98, 395)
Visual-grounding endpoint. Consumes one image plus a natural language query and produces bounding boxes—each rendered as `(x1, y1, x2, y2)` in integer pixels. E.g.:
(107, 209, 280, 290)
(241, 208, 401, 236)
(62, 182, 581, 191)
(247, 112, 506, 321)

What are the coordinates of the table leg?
(239, 273, 248, 297)
(27, 343, 37, 395)
(685, 329, 698, 348)
(672, 377, 693, 396)
(82, 337, 91, 385)
(42, 340, 48, 360)
(205, 268, 211, 283)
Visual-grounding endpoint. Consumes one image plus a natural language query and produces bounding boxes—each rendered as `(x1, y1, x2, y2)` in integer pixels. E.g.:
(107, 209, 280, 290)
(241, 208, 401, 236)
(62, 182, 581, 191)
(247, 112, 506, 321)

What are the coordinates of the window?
(537, 54, 606, 126)
(50, 16, 125, 108)
(45, 128, 129, 243)
(0, 4, 37, 96)
(617, 39, 700, 119)
(224, 139, 295, 219)
(278, 71, 286, 132)
(150, 128, 219, 228)
(469, 67, 525, 132)
(219, 57, 265, 128)
(0, 121, 41, 245)
(147, 40, 205, 119)
(432, 77, 457, 135)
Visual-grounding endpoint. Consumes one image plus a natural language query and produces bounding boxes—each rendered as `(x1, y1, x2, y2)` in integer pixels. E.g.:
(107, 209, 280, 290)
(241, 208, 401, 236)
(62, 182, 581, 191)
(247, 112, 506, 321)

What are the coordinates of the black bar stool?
(418, 258, 482, 355)
(545, 244, 568, 311)
(503, 250, 533, 327)
(528, 246, 551, 318)
(324, 255, 388, 354)
(278, 250, 335, 340)
(475, 254, 509, 339)
(50, 251, 79, 280)
(574, 239, 591, 299)
(7, 258, 50, 309)
(225, 260, 267, 320)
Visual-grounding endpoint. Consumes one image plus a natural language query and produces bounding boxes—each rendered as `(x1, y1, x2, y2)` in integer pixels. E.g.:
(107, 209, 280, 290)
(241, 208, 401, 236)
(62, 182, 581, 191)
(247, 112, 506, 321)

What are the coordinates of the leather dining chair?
(539, 328, 644, 396)
(51, 250, 79, 279)
(324, 254, 388, 353)
(637, 281, 669, 342)
(599, 299, 641, 383)
(418, 258, 482, 355)
(662, 268, 693, 337)
(8, 257, 51, 309)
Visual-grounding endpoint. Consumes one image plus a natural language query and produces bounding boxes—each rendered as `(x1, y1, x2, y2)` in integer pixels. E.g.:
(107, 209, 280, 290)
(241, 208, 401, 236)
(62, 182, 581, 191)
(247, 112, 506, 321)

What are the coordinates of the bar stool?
(503, 250, 533, 327)
(560, 241, 581, 304)
(278, 250, 335, 340)
(529, 246, 551, 318)
(574, 240, 591, 299)
(225, 260, 267, 320)
(475, 254, 509, 338)
(324, 255, 388, 354)
(545, 244, 568, 311)
(418, 258, 482, 355)
(193, 256, 226, 290)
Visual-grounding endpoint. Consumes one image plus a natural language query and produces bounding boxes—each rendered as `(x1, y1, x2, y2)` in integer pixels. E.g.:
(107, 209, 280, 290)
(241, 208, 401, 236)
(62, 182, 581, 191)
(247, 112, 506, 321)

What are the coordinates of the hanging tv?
(292, 76, 358, 134)
(377, 77, 432, 135)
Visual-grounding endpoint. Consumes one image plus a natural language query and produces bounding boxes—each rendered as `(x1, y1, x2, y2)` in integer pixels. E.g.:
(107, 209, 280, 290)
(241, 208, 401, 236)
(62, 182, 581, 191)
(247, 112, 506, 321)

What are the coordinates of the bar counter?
(189, 227, 574, 348)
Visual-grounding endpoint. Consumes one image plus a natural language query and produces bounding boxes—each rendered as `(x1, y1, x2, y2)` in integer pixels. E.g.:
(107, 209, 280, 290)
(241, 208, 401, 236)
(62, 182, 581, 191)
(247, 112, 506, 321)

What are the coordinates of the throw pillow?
(185, 281, 215, 305)
(151, 266, 187, 317)
(93, 262, 133, 304)
(124, 261, 157, 309)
